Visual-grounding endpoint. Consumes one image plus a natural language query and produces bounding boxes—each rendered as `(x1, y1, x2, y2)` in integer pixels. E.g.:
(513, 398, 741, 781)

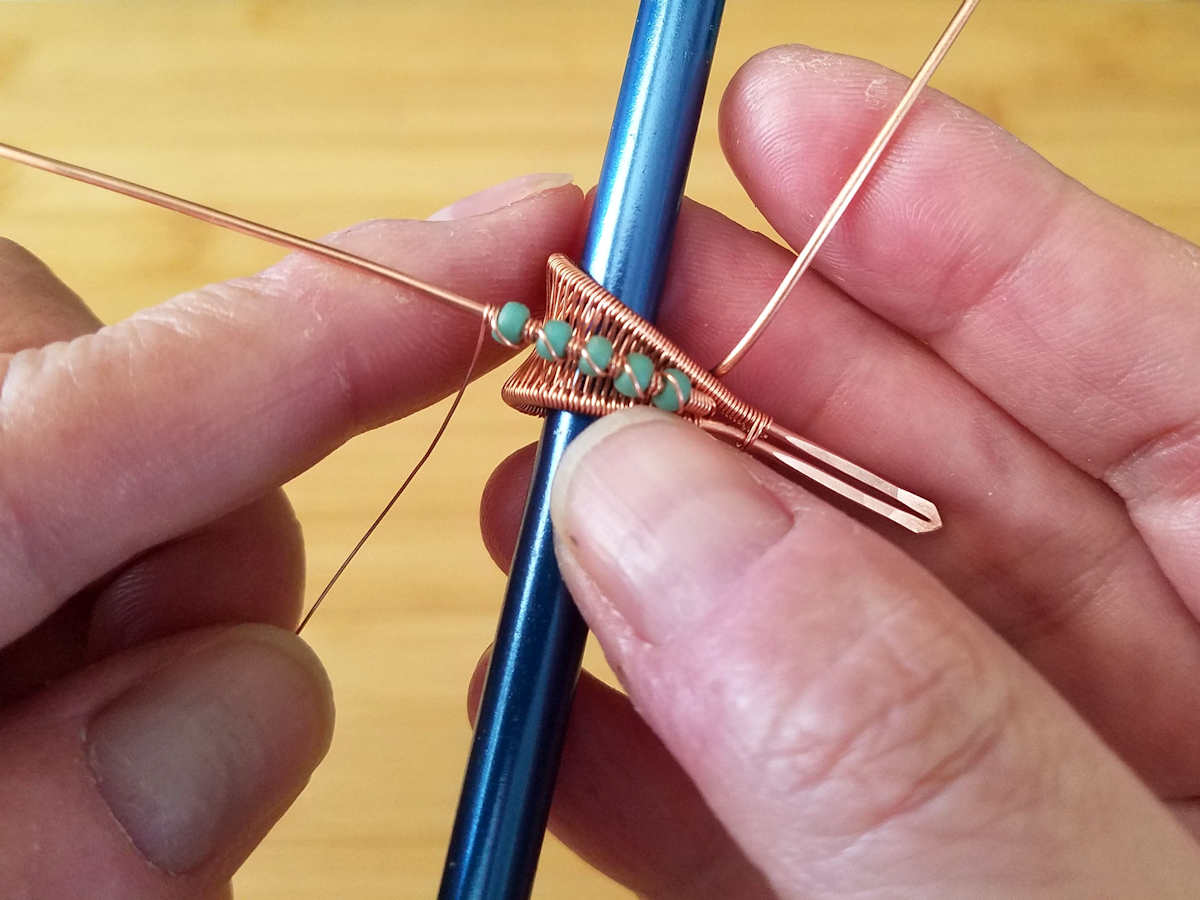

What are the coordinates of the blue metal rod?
(439, 3, 724, 896)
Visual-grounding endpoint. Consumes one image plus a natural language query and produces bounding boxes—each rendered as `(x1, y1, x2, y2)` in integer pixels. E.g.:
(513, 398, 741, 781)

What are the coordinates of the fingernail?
(551, 409, 792, 642)
(86, 626, 334, 873)
(428, 173, 573, 220)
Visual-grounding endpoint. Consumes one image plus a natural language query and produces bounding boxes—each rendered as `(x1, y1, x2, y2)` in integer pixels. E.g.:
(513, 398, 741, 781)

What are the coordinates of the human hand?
(479, 47, 1200, 897)
(0, 178, 582, 897)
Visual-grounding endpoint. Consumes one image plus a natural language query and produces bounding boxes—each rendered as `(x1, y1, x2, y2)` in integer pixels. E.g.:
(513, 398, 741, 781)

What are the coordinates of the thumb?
(0, 625, 332, 897)
(550, 408, 1198, 898)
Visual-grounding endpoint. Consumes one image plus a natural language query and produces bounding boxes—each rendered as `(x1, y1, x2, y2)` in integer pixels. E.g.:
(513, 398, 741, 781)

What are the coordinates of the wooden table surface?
(3, 2, 1198, 897)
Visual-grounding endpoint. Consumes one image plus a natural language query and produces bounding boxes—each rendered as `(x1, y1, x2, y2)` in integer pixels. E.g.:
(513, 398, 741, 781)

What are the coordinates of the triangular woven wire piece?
(501, 254, 940, 533)
(503, 254, 759, 431)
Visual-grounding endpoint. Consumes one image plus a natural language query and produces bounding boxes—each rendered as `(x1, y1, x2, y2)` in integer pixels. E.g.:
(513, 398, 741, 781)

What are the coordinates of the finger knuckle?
(0, 237, 56, 284)
(0, 236, 33, 262)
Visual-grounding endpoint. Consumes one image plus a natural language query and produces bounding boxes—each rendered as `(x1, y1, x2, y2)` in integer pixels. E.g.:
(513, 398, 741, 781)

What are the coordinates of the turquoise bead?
(493, 301, 530, 345)
(614, 353, 654, 398)
(535, 319, 573, 360)
(578, 335, 614, 376)
(652, 368, 692, 412)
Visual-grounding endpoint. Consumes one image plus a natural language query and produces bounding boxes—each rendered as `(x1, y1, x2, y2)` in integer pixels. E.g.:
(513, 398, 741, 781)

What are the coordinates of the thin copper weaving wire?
(296, 314, 490, 632)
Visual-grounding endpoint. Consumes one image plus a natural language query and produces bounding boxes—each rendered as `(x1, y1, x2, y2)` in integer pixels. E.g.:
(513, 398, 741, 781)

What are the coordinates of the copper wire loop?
(739, 413, 771, 450)
(576, 339, 611, 377)
(621, 357, 649, 400)
(486, 305, 522, 348)
(660, 369, 686, 410)
(502, 254, 941, 533)
(528, 321, 567, 361)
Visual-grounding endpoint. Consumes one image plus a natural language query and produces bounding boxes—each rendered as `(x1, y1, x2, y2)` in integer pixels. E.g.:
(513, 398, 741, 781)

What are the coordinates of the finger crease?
(920, 177, 1076, 347)
(1102, 415, 1200, 505)
(0, 351, 61, 621)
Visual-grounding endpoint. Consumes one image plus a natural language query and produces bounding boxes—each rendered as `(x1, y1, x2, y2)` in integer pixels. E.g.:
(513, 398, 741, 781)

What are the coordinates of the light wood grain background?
(2, 2, 1198, 897)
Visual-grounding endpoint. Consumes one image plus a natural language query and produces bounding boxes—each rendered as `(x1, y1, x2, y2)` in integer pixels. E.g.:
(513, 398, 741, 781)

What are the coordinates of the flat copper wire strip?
(712, 0, 981, 376)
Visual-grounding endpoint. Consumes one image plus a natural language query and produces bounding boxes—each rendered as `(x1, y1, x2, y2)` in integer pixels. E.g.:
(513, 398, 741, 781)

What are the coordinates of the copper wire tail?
(712, 0, 982, 376)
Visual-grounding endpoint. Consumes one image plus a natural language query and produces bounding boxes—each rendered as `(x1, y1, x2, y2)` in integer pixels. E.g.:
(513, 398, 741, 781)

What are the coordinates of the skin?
(478, 47, 1200, 898)
(1, 44, 1198, 897)
(0, 183, 584, 896)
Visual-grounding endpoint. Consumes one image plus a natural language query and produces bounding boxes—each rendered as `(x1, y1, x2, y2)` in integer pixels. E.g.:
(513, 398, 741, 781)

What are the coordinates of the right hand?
(480, 46, 1200, 897)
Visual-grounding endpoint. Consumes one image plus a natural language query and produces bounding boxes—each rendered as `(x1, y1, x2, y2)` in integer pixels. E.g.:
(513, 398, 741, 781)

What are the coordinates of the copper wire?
(0, 142, 489, 318)
(529, 321, 568, 361)
(701, 421, 940, 532)
(486, 306, 522, 348)
(576, 339, 611, 378)
(660, 370, 687, 411)
(712, 0, 981, 376)
(297, 314, 490, 633)
(503, 255, 941, 532)
(0, 125, 947, 542)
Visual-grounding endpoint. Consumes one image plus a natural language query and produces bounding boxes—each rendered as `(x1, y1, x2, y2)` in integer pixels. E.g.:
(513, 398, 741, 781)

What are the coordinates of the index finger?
(0, 184, 583, 646)
(719, 46, 1200, 598)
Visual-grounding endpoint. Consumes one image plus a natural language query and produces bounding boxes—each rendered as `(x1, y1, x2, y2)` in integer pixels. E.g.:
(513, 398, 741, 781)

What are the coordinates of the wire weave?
(496, 254, 940, 534)
(500, 254, 770, 441)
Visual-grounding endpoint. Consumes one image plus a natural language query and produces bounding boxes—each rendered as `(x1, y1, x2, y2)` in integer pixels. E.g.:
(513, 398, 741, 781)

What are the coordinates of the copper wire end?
(712, 0, 981, 376)
(0, 141, 490, 319)
(701, 420, 940, 533)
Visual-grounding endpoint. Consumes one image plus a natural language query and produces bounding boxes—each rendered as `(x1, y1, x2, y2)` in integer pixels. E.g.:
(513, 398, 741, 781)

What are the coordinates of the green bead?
(535, 319, 573, 360)
(652, 368, 692, 412)
(578, 335, 613, 376)
(614, 353, 654, 398)
(493, 301, 531, 345)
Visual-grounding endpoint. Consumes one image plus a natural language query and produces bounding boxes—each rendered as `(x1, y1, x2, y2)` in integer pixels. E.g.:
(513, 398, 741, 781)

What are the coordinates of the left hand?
(0, 179, 581, 897)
